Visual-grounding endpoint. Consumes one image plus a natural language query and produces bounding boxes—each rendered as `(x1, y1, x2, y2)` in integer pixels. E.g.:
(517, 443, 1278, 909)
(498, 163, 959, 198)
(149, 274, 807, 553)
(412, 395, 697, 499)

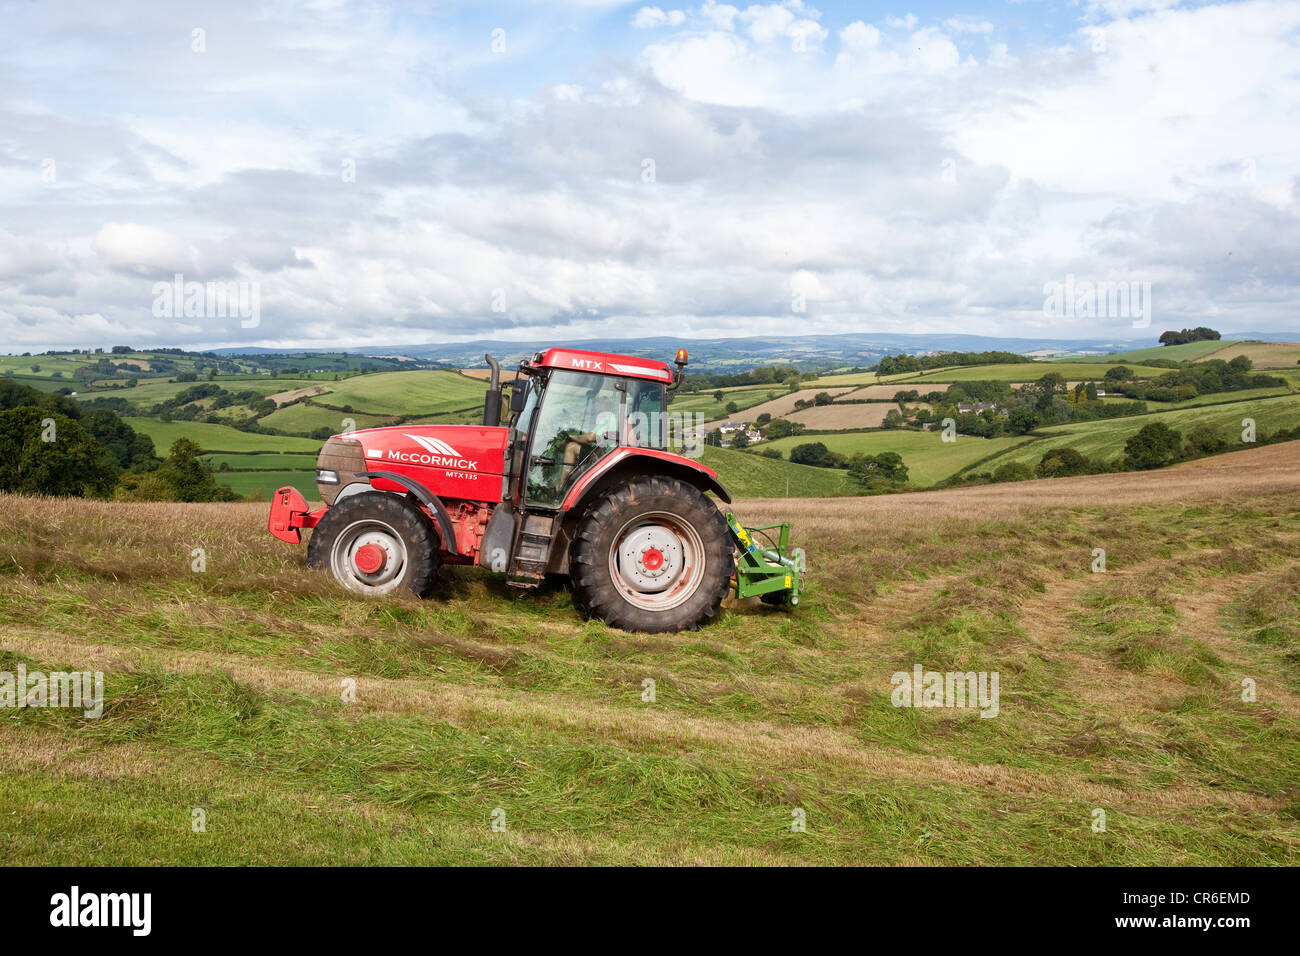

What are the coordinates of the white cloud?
(632, 7, 686, 28)
(840, 21, 881, 52)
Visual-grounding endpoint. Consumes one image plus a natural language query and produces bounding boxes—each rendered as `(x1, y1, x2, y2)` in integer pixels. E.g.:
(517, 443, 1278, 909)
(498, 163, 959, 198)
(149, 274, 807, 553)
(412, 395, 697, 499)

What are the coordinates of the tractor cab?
(502, 350, 675, 508)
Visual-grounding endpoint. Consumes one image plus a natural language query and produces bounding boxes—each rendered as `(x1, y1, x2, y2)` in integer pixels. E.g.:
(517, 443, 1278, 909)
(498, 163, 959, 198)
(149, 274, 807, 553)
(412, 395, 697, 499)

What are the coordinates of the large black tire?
(306, 492, 440, 598)
(569, 477, 733, 633)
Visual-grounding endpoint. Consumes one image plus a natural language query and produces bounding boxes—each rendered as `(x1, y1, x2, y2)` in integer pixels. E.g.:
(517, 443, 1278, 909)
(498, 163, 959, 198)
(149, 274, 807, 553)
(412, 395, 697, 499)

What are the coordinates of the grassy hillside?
(972, 393, 1300, 475)
(808, 362, 1166, 389)
(258, 404, 392, 435)
(762, 431, 1028, 487)
(2, 442, 1297, 864)
(700, 446, 854, 497)
(319, 370, 484, 415)
(125, 418, 321, 454)
(1063, 340, 1235, 364)
(1201, 341, 1300, 369)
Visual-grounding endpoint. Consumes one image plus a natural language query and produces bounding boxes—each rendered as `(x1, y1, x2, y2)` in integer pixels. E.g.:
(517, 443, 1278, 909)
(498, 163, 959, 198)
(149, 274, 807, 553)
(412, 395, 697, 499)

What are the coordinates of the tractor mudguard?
(560, 447, 732, 514)
(355, 470, 459, 556)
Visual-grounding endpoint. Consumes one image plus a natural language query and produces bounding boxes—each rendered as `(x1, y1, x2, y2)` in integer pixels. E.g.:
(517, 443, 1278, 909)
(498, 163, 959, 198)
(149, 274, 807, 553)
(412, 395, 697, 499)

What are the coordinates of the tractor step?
(507, 514, 557, 589)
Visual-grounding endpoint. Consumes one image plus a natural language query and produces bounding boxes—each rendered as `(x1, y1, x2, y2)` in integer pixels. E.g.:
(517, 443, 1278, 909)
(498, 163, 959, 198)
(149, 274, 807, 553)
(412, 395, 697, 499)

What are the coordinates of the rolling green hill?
(761, 431, 1029, 487)
(125, 418, 321, 454)
(318, 370, 485, 415)
(970, 393, 1300, 475)
(700, 446, 855, 497)
(1061, 340, 1236, 364)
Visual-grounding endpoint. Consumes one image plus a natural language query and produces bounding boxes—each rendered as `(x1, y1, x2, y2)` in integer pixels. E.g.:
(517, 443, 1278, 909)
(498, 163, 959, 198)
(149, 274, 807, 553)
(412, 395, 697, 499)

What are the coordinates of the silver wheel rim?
(608, 511, 706, 612)
(329, 518, 409, 596)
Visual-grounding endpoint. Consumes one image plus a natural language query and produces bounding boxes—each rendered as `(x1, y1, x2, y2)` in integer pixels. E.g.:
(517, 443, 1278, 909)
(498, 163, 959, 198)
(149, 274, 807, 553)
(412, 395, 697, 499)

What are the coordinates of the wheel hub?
(334, 524, 406, 590)
(353, 542, 386, 575)
(616, 524, 685, 593)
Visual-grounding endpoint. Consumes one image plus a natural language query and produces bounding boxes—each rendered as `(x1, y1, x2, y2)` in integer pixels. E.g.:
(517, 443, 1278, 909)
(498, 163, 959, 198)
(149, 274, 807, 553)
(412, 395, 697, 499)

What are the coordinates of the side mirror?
(509, 385, 527, 415)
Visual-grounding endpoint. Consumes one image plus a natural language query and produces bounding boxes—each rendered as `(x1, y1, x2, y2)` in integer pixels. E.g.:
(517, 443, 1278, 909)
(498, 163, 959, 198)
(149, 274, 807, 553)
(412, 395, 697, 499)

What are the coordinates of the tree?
(1036, 447, 1091, 478)
(713, 390, 725, 403)
(764, 418, 796, 440)
(704, 428, 723, 447)
(730, 431, 749, 449)
(1184, 423, 1227, 457)
(0, 408, 119, 497)
(156, 438, 238, 502)
(813, 392, 832, 406)
(1123, 422, 1183, 470)
(756, 412, 771, 426)
(1009, 407, 1039, 434)
(724, 401, 738, 415)
(993, 462, 1034, 482)
(789, 442, 830, 466)
(848, 452, 908, 488)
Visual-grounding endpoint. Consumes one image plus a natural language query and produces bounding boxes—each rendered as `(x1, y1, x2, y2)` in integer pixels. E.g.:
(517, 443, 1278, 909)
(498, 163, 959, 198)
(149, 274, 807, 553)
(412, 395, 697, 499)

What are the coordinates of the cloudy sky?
(1, 0, 1297, 352)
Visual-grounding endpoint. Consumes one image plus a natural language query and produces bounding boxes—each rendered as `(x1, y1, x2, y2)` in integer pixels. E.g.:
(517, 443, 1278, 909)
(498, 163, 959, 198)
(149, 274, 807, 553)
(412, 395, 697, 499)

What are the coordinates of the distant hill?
(212, 332, 1168, 373)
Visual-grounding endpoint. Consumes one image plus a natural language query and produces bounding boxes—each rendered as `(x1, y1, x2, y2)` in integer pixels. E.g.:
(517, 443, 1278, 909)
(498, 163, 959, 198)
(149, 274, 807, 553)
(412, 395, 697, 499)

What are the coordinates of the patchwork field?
(787, 402, 929, 430)
(762, 430, 1028, 486)
(2, 441, 1297, 864)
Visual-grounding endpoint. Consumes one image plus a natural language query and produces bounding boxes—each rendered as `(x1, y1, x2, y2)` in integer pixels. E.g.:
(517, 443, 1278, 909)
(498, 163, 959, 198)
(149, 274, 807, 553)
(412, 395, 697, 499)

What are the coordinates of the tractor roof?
(527, 347, 674, 383)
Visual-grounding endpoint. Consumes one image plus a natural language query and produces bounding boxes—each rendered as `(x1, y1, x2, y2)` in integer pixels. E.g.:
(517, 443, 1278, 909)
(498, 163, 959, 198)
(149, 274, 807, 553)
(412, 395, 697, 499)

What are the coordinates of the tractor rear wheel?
(307, 492, 440, 598)
(569, 476, 733, 633)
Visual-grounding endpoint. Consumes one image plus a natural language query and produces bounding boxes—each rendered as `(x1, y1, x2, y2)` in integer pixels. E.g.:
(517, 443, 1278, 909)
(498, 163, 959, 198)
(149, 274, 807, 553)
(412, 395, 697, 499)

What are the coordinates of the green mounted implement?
(725, 511, 805, 607)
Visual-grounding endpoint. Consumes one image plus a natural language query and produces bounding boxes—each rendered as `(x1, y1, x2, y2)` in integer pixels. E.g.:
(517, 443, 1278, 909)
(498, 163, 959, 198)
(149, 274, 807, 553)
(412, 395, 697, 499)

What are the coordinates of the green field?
(125, 418, 321, 454)
(1104, 385, 1293, 410)
(1062, 340, 1236, 364)
(204, 452, 318, 471)
(973, 393, 1300, 474)
(215, 469, 316, 499)
(700, 446, 855, 497)
(808, 362, 1167, 389)
(319, 370, 485, 416)
(761, 431, 1029, 487)
(670, 387, 778, 419)
(259, 403, 392, 435)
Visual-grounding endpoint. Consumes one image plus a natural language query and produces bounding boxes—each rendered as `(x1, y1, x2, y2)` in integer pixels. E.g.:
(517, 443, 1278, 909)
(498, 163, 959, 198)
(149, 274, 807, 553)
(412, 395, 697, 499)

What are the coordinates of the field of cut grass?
(973, 393, 1300, 475)
(1200, 341, 1300, 369)
(788, 402, 927, 430)
(258, 403, 392, 435)
(2, 442, 1298, 864)
(1064, 340, 1236, 364)
(762, 430, 1028, 487)
(317, 370, 485, 416)
(125, 418, 321, 454)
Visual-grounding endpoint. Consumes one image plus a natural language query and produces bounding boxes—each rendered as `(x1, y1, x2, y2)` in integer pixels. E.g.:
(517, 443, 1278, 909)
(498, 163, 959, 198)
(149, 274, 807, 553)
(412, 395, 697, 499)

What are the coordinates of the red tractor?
(268, 347, 777, 632)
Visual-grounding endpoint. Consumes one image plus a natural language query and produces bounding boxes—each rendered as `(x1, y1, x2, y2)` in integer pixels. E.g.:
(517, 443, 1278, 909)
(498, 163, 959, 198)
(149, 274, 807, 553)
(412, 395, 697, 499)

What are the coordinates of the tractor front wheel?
(570, 477, 733, 633)
(307, 491, 440, 598)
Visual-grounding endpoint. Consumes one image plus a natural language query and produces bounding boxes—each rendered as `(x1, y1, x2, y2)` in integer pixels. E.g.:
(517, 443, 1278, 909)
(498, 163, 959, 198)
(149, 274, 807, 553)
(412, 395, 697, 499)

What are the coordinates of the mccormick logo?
(387, 434, 479, 471)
